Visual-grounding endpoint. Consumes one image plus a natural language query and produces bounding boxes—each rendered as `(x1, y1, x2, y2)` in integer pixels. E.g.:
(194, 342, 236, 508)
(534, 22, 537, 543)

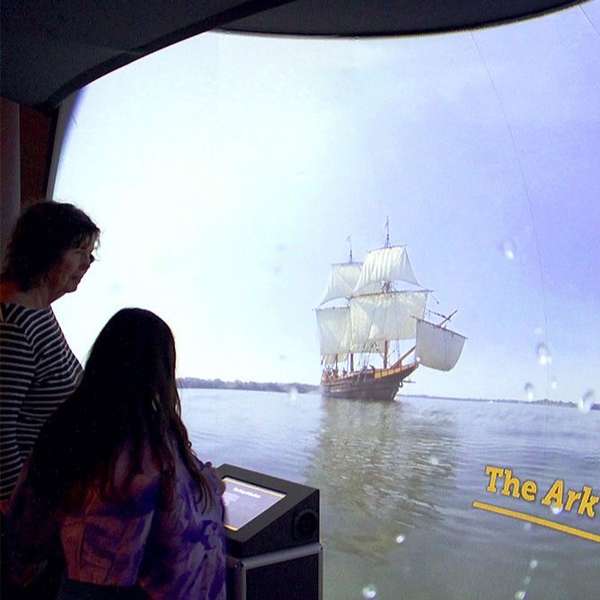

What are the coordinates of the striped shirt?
(0, 303, 81, 501)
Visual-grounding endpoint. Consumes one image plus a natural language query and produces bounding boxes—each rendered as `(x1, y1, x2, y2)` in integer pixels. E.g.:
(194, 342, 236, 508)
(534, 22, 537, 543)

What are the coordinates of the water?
(181, 389, 600, 599)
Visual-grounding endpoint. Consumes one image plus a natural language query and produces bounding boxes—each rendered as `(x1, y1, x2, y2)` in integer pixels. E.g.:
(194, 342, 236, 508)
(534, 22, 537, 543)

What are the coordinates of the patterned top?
(0, 303, 81, 501)
(7, 442, 226, 599)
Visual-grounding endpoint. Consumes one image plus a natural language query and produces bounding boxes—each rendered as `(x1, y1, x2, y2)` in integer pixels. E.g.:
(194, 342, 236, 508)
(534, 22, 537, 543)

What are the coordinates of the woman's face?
(46, 237, 97, 299)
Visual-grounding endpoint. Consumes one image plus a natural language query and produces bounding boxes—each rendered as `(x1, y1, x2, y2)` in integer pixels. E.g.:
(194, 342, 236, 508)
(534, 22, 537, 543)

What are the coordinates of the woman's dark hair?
(28, 308, 213, 514)
(1, 201, 100, 291)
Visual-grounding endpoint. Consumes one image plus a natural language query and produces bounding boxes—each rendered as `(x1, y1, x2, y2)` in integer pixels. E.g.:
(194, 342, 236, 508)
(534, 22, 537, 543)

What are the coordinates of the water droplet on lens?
(362, 584, 377, 599)
(577, 389, 595, 414)
(523, 576, 532, 586)
(524, 383, 534, 401)
(429, 456, 440, 466)
(551, 504, 563, 515)
(395, 534, 406, 544)
(536, 343, 552, 366)
(523, 522, 532, 531)
(529, 559, 538, 570)
(515, 590, 527, 600)
(551, 378, 558, 390)
(502, 240, 515, 260)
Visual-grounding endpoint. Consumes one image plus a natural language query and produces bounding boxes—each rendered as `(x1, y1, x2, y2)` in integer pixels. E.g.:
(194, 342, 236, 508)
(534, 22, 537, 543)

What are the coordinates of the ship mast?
(384, 216, 390, 249)
(347, 235, 354, 373)
(383, 217, 390, 368)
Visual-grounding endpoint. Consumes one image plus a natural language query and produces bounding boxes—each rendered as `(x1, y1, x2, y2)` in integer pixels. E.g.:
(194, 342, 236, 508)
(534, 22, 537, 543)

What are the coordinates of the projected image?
(222, 477, 286, 531)
(51, 3, 599, 599)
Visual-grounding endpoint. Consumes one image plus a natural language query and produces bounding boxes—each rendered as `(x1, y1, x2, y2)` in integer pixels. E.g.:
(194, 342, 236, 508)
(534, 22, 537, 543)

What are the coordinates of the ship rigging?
(315, 222, 466, 400)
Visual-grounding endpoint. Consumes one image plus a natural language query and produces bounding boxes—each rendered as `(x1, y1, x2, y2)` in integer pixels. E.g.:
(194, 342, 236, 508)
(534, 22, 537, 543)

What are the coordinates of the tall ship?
(315, 223, 466, 401)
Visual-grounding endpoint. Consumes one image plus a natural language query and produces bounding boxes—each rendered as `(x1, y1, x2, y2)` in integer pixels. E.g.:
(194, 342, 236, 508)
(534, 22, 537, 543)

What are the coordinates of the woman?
(0, 201, 100, 505)
(7, 308, 226, 599)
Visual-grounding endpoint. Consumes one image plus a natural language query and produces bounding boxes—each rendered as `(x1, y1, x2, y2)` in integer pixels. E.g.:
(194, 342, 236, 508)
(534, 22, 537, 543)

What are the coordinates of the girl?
(7, 308, 226, 599)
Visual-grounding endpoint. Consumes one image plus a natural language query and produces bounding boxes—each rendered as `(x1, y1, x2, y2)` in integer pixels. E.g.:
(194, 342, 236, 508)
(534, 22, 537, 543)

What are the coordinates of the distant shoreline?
(177, 377, 319, 394)
(402, 394, 599, 410)
(177, 378, 597, 409)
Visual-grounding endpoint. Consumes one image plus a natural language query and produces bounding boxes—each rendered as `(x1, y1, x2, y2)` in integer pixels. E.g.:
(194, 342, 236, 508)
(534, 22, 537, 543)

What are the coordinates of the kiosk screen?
(222, 477, 286, 531)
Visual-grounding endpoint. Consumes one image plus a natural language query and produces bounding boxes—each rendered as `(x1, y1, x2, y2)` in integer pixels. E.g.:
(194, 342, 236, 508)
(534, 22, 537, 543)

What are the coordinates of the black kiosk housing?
(217, 464, 321, 600)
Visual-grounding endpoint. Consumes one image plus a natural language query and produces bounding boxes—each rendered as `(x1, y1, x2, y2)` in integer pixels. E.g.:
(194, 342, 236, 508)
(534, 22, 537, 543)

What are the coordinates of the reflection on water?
(305, 397, 459, 563)
(182, 389, 600, 600)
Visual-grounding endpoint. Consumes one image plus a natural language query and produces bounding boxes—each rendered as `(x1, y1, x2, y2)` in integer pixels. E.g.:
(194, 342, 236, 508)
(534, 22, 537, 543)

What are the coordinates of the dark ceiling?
(0, 0, 583, 111)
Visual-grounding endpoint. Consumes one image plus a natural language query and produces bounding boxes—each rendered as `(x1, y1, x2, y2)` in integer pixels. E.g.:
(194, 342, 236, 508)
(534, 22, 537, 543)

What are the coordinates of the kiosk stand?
(217, 464, 322, 600)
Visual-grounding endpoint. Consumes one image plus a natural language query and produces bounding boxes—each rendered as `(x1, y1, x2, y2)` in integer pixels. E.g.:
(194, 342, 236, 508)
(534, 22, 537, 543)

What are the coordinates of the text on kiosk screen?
(222, 477, 286, 531)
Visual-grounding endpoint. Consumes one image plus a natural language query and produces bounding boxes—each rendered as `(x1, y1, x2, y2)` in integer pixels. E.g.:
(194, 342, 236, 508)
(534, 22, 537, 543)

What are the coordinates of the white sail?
(320, 262, 363, 305)
(315, 306, 352, 356)
(415, 319, 466, 371)
(353, 246, 420, 294)
(321, 353, 348, 366)
(350, 291, 428, 349)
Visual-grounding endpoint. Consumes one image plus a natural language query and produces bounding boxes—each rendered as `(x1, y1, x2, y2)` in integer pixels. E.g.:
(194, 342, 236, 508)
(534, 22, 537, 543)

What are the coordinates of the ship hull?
(321, 363, 418, 401)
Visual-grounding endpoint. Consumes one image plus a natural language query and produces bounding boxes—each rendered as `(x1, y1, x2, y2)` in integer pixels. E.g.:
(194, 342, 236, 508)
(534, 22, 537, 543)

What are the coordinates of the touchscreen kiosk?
(217, 464, 319, 558)
(217, 464, 322, 600)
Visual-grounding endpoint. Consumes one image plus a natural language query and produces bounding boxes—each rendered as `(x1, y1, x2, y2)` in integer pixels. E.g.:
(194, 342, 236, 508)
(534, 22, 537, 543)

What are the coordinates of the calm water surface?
(181, 389, 600, 600)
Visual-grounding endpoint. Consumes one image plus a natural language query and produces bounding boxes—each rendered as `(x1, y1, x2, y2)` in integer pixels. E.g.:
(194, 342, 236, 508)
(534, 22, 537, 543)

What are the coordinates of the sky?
(52, 2, 600, 402)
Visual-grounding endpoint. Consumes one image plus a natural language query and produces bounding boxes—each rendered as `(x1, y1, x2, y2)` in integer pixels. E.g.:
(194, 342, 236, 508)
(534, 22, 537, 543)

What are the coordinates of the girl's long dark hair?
(28, 308, 213, 514)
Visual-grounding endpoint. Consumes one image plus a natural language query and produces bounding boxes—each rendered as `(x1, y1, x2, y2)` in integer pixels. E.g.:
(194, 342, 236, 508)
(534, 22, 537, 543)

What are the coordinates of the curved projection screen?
(50, 5, 599, 599)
